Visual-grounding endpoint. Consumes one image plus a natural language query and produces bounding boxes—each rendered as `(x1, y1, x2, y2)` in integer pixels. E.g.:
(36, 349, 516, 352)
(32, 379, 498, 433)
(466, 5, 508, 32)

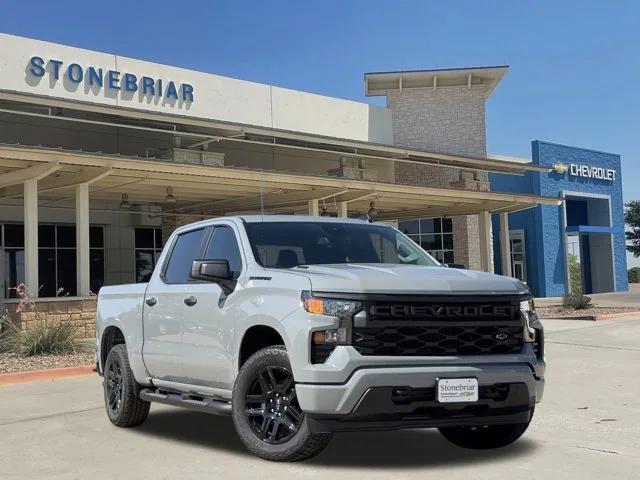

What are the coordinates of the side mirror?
(190, 260, 233, 282)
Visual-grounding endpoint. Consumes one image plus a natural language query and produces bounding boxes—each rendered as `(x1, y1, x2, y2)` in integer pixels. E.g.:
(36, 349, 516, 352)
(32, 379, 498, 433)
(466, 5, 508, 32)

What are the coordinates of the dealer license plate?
(437, 378, 478, 403)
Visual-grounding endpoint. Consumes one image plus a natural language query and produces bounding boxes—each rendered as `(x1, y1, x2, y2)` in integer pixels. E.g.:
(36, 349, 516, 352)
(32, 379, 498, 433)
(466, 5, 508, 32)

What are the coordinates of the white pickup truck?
(96, 215, 545, 461)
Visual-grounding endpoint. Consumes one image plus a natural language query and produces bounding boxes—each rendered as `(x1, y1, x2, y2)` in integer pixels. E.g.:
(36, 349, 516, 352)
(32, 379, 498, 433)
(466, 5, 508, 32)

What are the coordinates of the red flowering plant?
(0, 284, 85, 356)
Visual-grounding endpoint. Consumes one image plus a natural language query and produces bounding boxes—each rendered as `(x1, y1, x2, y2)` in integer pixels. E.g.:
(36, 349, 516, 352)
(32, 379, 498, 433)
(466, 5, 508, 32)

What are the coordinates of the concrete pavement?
(2, 318, 639, 479)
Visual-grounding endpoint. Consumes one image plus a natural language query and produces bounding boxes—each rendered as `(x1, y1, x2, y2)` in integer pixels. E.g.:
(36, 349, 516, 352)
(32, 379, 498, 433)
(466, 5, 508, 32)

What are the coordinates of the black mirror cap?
(190, 259, 233, 281)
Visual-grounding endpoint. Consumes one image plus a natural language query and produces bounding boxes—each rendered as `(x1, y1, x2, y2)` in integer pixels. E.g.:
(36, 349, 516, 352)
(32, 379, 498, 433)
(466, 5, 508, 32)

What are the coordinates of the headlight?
(302, 291, 361, 317)
(302, 291, 361, 364)
(519, 298, 535, 314)
(520, 297, 544, 360)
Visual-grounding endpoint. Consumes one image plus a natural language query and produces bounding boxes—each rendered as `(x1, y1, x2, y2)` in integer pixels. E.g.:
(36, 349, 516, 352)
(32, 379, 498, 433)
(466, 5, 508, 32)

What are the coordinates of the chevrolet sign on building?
(569, 163, 616, 181)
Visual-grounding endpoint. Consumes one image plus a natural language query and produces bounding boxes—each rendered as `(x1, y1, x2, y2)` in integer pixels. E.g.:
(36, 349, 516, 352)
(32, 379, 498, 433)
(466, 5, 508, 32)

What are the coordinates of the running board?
(139, 388, 232, 416)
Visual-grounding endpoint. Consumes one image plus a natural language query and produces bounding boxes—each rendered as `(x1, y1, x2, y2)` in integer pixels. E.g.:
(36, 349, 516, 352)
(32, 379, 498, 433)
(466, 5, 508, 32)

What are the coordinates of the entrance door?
(509, 231, 527, 283)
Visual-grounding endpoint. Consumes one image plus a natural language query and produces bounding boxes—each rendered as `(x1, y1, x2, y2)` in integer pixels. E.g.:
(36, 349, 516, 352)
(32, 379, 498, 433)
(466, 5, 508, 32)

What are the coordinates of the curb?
(541, 311, 640, 321)
(0, 364, 95, 386)
(592, 311, 640, 321)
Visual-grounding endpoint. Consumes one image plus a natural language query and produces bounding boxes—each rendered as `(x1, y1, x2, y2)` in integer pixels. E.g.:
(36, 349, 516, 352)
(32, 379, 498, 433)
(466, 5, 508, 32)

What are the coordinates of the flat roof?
(365, 66, 509, 99)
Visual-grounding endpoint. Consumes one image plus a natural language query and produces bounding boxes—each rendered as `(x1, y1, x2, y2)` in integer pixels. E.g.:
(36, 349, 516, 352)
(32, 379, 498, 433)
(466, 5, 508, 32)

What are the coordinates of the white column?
(337, 201, 348, 218)
(308, 199, 319, 216)
(499, 212, 512, 277)
(23, 179, 39, 297)
(478, 211, 492, 272)
(76, 183, 90, 296)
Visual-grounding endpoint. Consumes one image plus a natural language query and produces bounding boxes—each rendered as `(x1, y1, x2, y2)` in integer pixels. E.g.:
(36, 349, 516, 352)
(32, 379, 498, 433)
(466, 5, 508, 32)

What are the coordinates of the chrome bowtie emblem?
(495, 332, 510, 341)
(553, 163, 568, 174)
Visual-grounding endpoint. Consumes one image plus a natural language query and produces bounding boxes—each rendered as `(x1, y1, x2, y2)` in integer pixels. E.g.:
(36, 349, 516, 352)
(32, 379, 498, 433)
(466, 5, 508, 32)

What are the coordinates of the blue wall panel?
(489, 140, 627, 297)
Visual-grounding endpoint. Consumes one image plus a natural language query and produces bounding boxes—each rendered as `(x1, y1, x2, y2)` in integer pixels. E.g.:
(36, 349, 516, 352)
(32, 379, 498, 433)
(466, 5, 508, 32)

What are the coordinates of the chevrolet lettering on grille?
(370, 304, 517, 319)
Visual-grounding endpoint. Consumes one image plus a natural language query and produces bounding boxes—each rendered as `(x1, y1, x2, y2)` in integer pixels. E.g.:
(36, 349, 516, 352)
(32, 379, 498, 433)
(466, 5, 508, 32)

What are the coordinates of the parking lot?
(2, 318, 639, 480)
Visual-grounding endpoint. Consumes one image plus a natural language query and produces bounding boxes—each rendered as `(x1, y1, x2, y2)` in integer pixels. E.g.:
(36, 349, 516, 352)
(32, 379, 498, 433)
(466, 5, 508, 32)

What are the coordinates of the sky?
(1, 0, 639, 262)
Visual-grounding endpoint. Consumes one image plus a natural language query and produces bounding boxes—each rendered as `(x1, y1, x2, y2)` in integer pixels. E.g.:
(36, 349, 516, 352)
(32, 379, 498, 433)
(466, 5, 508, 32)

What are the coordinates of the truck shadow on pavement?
(134, 409, 539, 468)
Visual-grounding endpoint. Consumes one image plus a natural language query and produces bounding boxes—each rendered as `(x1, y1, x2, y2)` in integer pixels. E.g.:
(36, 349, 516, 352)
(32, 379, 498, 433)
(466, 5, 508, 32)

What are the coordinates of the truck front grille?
(353, 325, 523, 356)
(352, 297, 524, 356)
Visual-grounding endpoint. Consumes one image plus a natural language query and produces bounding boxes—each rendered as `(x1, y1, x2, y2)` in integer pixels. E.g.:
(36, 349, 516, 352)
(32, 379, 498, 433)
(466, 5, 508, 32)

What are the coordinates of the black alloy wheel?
(244, 366, 303, 444)
(105, 355, 124, 416)
(102, 344, 150, 427)
(232, 346, 332, 461)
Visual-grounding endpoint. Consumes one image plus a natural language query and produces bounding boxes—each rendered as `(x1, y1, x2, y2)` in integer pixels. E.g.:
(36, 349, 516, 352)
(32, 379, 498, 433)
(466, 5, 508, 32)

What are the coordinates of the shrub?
(0, 319, 84, 356)
(0, 283, 87, 356)
(562, 254, 592, 310)
(628, 267, 640, 284)
(562, 293, 592, 310)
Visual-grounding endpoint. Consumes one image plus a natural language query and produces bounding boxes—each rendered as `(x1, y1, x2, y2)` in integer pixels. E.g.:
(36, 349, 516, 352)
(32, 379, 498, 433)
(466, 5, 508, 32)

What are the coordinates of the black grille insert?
(353, 297, 524, 356)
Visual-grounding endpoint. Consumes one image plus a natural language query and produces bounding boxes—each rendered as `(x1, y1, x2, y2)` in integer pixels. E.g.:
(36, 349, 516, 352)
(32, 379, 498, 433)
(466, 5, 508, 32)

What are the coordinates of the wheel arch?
(238, 324, 288, 370)
(100, 325, 126, 373)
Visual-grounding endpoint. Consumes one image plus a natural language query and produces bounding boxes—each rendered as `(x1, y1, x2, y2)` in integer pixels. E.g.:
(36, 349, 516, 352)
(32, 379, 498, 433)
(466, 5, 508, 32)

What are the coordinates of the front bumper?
(297, 362, 543, 415)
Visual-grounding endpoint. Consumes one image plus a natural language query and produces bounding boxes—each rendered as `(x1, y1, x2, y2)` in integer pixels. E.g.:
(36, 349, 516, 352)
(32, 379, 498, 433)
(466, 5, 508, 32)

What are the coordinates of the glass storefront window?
(1, 224, 105, 298)
(398, 217, 454, 264)
(135, 228, 163, 283)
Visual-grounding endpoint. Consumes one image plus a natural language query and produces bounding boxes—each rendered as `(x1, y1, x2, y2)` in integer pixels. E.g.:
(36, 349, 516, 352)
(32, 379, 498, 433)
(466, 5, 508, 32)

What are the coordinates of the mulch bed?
(537, 306, 639, 319)
(0, 352, 94, 374)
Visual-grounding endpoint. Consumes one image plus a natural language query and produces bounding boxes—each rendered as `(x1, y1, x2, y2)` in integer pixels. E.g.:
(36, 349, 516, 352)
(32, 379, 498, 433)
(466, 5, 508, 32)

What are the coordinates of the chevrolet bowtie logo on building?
(553, 163, 569, 174)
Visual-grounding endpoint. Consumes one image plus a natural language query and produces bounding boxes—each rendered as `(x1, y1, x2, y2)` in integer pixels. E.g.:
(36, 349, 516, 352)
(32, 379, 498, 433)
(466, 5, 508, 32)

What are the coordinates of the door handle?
(145, 297, 157, 307)
(184, 296, 198, 307)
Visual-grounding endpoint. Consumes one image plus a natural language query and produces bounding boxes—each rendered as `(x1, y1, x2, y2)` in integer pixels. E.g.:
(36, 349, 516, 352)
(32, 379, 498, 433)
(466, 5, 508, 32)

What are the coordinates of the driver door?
(181, 224, 243, 390)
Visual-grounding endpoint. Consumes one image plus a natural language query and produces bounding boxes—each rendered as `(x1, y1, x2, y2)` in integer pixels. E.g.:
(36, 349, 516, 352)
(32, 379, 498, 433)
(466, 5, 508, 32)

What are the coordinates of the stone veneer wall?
(3, 298, 97, 339)
(387, 85, 492, 270)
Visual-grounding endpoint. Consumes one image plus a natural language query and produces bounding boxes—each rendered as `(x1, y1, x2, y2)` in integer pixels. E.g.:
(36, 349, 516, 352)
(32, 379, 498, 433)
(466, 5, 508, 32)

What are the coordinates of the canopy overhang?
(0, 144, 561, 221)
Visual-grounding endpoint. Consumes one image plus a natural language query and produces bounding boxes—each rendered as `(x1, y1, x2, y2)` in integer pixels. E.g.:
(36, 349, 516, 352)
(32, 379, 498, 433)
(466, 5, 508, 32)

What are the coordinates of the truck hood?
(292, 264, 528, 295)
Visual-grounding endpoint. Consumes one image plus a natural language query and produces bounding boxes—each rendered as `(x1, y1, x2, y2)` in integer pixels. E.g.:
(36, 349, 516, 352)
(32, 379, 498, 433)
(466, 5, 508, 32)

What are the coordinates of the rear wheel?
(232, 346, 332, 461)
(438, 413, 533, 449)
(103, 344, 150, 427)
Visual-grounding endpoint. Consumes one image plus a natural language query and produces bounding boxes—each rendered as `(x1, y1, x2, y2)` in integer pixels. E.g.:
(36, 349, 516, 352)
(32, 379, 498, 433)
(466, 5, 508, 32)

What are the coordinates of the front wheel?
(232, 346, 332, 461)
(438, 413, 533, 449)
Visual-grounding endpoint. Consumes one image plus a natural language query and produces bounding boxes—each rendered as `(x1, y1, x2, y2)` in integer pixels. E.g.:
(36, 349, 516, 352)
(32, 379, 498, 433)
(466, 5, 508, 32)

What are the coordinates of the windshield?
(244, 221, 440, 268)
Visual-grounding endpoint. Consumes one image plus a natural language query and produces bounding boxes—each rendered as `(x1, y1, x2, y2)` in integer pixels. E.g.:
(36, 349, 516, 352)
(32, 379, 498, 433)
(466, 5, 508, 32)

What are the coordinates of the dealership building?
(0, 33, 625, 327)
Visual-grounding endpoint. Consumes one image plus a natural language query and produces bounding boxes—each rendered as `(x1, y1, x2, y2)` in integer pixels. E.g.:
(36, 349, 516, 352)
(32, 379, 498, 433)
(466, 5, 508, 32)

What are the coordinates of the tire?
(438, 412, 533, 449)
(232, 346, 332, 461)
(103, 343, 150, 428)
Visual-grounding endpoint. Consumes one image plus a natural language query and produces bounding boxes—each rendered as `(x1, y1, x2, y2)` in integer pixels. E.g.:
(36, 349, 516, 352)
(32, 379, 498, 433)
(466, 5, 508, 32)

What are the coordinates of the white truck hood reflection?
(291, 264, 527, 295)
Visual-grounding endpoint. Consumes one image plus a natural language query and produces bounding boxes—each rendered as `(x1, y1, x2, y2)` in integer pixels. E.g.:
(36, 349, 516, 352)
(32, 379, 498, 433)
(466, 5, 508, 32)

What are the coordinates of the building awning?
(0, 145, 561, 221)
(0, 90, 550, 176)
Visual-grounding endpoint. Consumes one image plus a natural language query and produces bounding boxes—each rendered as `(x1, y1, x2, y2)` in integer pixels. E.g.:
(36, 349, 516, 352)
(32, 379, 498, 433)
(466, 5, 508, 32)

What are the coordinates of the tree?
(625, 201, 640, 257)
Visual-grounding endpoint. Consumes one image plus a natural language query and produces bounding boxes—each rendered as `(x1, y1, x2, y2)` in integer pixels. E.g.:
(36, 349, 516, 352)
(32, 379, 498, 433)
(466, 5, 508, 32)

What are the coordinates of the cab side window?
(163, 228, 206, 284)
(205, 226, 243, 277)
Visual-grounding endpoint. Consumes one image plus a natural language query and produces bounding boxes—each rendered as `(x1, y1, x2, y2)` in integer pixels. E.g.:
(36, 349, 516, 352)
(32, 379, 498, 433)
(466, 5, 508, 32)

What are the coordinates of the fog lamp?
(312, 328, 349, 345)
